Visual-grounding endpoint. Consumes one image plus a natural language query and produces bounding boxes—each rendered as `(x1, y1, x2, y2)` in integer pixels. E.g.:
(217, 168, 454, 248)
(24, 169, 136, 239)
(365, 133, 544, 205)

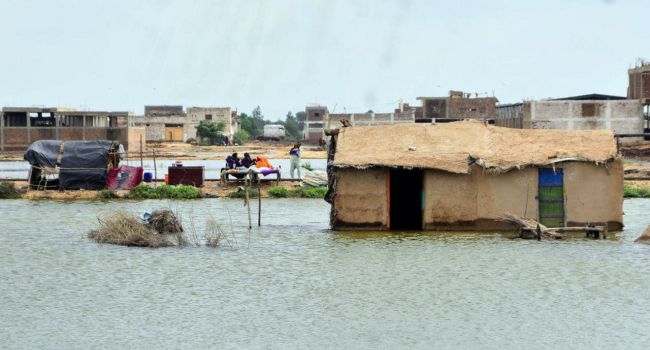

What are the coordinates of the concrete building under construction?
(628, 62, 650, 126)
(0, 107, 143, 152)
(495, 94, 644, 143)
(133, 105, 236, 142)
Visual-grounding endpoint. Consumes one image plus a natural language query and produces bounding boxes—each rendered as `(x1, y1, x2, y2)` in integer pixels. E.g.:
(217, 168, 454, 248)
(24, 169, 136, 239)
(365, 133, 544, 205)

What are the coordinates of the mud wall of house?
(423, 165, 538, 230)
(563, 159, 623, 229)
(332, 168, 388, 229)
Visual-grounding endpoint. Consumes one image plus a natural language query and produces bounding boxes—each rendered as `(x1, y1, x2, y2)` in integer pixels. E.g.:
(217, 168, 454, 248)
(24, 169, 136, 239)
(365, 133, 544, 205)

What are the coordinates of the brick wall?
(447, 98, 497, 119)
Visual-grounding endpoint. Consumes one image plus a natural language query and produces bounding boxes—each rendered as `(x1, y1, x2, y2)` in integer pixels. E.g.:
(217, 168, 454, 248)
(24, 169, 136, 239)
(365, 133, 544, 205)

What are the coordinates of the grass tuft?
(0, 182, 21, 199)
(96, 189, 118, 200)
(228, 187, 260, 198)
(624, 185, 650, 198)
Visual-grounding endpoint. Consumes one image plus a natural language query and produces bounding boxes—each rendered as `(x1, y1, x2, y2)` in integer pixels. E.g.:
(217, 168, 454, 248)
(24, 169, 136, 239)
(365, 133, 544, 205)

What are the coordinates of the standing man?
(289, 143, 303, 179)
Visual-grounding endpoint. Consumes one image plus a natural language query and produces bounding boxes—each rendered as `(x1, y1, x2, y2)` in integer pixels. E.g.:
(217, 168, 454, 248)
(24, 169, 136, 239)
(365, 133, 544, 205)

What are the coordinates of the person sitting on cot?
(241, 153, 256, 168)
(254, 155, 273, 169)
(225, 153, 241, 169)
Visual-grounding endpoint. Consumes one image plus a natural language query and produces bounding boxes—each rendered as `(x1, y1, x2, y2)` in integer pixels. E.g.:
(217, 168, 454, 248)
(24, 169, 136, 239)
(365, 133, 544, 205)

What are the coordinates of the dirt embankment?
(621, 141, 650, 159)
(0, 141, 327, 161)
(9, 180, 307, 200)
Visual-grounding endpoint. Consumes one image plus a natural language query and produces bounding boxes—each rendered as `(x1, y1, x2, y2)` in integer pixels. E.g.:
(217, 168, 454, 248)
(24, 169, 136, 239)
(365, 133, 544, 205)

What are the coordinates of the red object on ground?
(107, 166, 144, 190)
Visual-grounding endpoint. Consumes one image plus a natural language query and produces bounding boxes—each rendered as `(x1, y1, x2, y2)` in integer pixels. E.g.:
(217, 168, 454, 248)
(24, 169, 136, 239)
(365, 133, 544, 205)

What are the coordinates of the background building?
(0, 107, 142, 152)
(496, 94, 644, 142)
(133, 105, 236, 142)
(417, 91, 498, 122)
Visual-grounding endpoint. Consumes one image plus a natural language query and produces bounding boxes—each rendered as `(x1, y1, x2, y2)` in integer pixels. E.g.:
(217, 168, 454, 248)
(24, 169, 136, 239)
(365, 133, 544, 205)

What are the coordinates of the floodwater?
(0, 158, 328, 180)
(2, 198, 650, 349)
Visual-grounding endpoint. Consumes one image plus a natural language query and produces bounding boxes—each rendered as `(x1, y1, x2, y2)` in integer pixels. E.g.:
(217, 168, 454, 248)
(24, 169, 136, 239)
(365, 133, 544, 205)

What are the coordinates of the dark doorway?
(390, 168, 423, 230)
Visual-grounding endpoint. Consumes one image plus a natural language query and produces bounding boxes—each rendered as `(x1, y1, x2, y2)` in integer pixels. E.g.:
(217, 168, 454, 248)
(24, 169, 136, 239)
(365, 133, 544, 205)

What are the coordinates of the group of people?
(225, 152, 273, 170)
(222, 143, 303, 179)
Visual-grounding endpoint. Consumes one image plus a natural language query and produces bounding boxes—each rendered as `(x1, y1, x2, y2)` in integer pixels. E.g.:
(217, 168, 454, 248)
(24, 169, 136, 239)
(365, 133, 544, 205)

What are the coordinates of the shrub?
(287, 186, 327, 198)
(268, 186, 289, 198)
(0, 181, 21, 199)
(302, 187, 328, 198)
(228, 187, 259, 198)
(96, 189, 118, 200)
(624, 185, 650, 198)
(125, 184, 201, 199)
(233, 130, 250, 145)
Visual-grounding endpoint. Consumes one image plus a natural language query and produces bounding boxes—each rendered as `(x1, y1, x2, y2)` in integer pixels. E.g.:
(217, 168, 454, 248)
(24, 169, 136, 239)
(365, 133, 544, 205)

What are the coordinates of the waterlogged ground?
(2, 198, 650, 349)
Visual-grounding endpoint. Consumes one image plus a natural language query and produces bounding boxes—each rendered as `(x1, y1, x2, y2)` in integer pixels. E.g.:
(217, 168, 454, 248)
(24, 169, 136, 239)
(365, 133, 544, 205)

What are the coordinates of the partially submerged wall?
(423, 165, 538, 230)
(331, 161, 623, 231)
(332, 168, 388, 229)
(563, 159, 623, 229)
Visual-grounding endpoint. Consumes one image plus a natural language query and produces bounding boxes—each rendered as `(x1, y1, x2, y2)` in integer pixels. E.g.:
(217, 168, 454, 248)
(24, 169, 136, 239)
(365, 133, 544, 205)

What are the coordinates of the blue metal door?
(538, 168, 564, 227)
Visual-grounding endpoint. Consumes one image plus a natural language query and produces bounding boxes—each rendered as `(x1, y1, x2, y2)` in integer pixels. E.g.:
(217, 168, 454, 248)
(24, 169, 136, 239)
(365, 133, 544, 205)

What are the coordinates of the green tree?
(196, 120, 227, 145)
(239, 106, 266, 138)
(283, 111, 302, 141)
(295, 111, 306, 132)
(233, 129, 250, 145)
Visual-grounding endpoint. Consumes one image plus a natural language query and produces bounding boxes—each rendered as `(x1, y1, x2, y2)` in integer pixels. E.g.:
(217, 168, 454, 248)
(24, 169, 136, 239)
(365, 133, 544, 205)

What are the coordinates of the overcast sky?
(0, 0, 648, 120)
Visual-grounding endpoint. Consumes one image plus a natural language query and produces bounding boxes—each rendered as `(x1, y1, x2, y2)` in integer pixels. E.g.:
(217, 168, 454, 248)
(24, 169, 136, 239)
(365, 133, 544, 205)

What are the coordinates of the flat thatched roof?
(332, 121, 618, 174)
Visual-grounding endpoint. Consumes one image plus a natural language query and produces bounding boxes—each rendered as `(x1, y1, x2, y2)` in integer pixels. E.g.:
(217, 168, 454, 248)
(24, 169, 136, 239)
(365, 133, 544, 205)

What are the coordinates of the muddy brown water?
(2, 198, 650, 349)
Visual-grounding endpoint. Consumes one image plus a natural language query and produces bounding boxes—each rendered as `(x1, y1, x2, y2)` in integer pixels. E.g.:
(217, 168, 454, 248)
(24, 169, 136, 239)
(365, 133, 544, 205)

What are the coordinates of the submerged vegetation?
(624, 185, 650, 198)
(88, 211, 175, 248)
(88, 208, 236, 249)
(125, 184, 201, 199)
(0, 182, 21, 199)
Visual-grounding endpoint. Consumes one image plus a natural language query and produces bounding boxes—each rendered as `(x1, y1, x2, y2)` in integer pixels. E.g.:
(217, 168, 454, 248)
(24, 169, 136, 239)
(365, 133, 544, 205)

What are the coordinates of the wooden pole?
(258, 181, 262, 226)
(152, 150, 157, 186)
(245, 173, 252, 230)
(139, 134, 144, 168)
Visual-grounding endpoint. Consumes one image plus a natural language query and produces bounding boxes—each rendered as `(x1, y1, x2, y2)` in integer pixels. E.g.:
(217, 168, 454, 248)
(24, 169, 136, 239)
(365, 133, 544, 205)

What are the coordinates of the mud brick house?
(326, 121, 622, 231)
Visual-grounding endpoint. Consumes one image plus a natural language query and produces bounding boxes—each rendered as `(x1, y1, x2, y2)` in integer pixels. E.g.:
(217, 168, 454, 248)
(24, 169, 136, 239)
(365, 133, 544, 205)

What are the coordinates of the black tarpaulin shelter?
(24, 140, 113, 190)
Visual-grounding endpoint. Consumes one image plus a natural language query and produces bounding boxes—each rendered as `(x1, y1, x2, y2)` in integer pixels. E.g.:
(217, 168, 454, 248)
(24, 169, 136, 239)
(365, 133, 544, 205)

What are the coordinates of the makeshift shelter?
(326, 121, 623, 231)
(24, 140, 114, 190)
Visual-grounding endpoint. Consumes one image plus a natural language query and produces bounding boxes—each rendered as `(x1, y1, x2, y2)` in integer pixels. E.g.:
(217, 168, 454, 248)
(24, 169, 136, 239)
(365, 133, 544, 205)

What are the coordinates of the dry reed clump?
(148, 209, 183, 233)
(89, 208, 237, 249)
(88, 211, 173, 248)
(204, 218, 230, 248)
